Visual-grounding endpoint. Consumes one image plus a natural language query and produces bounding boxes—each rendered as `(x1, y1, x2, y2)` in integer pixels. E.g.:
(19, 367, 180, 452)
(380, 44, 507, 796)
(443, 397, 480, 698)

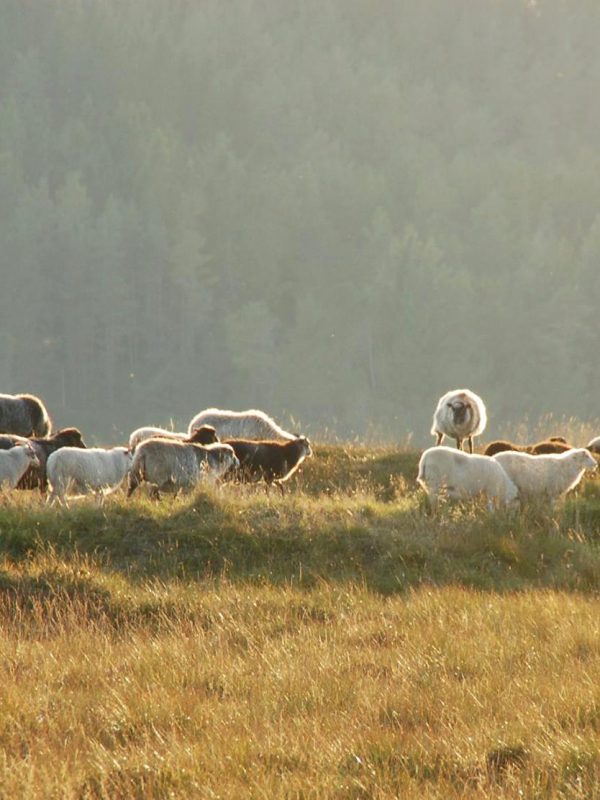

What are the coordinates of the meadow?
(2, 440, 600, 798)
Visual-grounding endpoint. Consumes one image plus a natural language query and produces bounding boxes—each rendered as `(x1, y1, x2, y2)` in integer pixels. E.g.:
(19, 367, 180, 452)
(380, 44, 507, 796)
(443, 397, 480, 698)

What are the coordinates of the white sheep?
(188, 407, 297, 441)
(46, 446, 132, 506)
(492, 448, 597, 507)
(431, 389, 487, 453)
(127, 439, 239, 499)
(0, 445, 40, 489)
(417, 445, 518, 511)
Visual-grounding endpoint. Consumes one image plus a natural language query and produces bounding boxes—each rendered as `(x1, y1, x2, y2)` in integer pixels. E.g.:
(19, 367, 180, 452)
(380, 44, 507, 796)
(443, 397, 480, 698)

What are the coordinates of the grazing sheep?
(127, 439, 238, 499)
(0, 393, 51, 437)
(417, 446, 518, 511)
(587, 436, 600, 455)
(129, 424, 218, 451)
(224, 436, 313, 494)
(46, 446, 132, 506)
(431, 389, 487, 453)
(492, 448, 597, 507)
(188, 408, 297, 442)
(0, 445, 40, 489)
(483, 437, 573, 457)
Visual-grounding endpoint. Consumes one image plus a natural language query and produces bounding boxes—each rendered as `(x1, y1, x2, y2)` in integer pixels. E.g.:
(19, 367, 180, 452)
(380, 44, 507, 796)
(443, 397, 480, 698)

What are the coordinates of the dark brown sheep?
(483, 440, 525, 457)
(224, 436, 313, 494)
(185, 425, 219, 445)
(0, 428, 87, 491)
(483, 436, 574, 457)
(528, 439, 572, 455)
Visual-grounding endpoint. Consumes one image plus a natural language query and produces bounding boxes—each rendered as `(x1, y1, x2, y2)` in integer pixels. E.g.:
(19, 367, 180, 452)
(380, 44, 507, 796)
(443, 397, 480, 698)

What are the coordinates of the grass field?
(2, 442, 600, 798)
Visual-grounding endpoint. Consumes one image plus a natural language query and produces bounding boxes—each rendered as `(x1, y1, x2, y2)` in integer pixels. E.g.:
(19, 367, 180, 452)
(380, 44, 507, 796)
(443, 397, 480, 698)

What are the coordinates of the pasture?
(1, 442, 600, 798)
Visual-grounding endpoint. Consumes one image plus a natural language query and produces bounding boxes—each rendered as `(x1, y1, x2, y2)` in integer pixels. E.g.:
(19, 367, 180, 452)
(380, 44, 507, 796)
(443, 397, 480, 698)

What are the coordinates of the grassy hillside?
(2, 443, 600, 798)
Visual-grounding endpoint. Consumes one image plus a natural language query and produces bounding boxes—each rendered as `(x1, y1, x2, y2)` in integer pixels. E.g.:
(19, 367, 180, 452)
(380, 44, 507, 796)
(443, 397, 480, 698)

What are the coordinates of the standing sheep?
(46, 446, 132, 506)
(417, 446, 518, 511)
(188, 408, 297, 441)
(492, 448, 597, 507)
(431, 389, 487, 453)
(0, 393, 51, 437)
(0, 445, 40, 489)
(127, 439, 238, 499)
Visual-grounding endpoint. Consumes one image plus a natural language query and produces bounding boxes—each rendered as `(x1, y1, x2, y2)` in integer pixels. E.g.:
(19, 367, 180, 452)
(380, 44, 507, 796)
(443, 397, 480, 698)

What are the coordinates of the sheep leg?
(466, 436, 473, 454)
(455, 438, 463, 451)
(127, 472, 140, 497)
(436, 433, 444, 446)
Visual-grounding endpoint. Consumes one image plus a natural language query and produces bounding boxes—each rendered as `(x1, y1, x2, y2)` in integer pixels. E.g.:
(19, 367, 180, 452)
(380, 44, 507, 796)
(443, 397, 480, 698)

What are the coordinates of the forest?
(1, 0, 599, 443)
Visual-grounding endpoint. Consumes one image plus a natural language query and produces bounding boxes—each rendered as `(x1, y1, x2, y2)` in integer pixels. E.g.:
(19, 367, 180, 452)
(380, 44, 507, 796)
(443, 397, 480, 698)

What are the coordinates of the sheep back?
(188, 408, 297, 441)
(0, 393, 52, 437)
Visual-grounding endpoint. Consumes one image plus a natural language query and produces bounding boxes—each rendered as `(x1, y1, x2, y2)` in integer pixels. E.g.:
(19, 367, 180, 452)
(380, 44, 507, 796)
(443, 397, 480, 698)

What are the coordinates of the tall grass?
(1, 441, 600, 797)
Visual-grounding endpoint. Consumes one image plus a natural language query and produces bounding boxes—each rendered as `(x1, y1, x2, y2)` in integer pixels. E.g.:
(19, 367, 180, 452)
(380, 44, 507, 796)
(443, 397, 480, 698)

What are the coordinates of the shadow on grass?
(1, 484, 600, 598)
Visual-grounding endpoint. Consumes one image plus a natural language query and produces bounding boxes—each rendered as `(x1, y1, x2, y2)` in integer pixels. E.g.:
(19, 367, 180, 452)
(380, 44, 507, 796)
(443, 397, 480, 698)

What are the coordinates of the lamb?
(129, 424, 219, 451)
(417, 446, 518, 511)
(127, 439, 239, 499)
(483, 436, 573, 457)
(0, 393, 51, 437)
(431, 389, 487, 453)
(0, 445, 40, 489)
(223, 436, 313, 494)
(46, 446, 132, 506)
(492, 448, 597, 507)
(188, 407, 297, 442)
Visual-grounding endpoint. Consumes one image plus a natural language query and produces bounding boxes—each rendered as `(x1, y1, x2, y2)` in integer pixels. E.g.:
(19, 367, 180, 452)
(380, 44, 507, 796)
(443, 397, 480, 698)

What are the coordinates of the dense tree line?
(1, 0, 599, 443)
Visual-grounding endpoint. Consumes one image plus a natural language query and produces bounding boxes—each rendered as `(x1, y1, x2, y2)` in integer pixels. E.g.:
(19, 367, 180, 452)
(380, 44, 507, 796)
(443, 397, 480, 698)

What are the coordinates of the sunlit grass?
(0, 440, 600, 797)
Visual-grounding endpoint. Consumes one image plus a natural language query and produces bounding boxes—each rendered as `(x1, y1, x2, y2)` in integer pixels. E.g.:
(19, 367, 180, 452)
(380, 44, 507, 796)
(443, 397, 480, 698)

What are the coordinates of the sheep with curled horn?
(0, 393, 51, 437)
(431, 389, 487, 453)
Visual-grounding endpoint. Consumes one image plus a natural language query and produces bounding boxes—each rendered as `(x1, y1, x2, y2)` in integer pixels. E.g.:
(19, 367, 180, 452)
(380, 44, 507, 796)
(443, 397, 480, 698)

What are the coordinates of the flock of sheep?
(419, 389, 599, 510)
(0, 389, 598, 511)
(0, 394, 312, 505)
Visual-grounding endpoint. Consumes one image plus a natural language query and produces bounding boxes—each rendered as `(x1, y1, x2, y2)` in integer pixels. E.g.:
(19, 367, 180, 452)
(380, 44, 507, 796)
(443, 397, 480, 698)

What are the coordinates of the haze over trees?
(1, 0, 598, 442)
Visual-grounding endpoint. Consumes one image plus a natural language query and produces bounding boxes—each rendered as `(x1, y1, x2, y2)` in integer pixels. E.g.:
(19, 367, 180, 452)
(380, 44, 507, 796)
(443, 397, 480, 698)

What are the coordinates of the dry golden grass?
(0, 440, 600, 797)
(2, 567, 600, 798)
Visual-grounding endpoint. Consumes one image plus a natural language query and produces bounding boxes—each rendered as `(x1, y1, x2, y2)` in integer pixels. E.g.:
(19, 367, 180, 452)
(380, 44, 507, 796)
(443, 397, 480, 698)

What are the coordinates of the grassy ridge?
(1, 443, 600, 798)
(1, 444, 600, 595)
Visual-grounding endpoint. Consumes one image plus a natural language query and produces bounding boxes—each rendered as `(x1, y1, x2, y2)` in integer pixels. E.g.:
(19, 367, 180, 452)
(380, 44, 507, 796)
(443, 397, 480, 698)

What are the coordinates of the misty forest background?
(1, 0, 599, 444)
